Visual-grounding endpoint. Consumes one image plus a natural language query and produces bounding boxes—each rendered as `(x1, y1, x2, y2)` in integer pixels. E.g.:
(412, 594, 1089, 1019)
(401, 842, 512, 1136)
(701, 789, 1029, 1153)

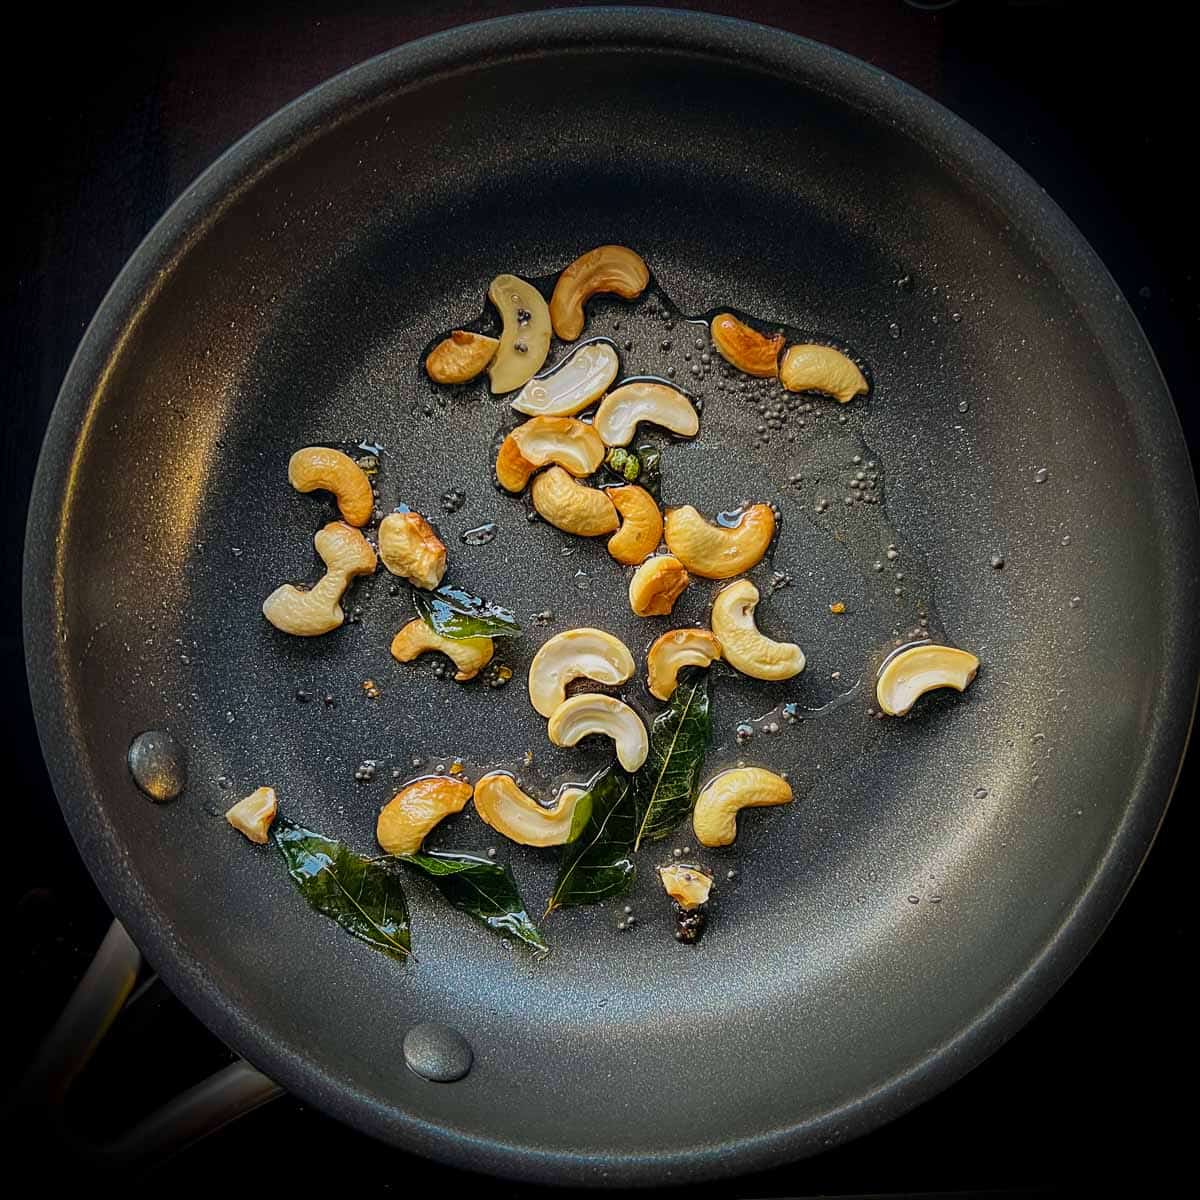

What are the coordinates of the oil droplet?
(1034, 467, 1049, 484)
(128, 730, 187, 802)
(573, 570, 591, 592)
(973, 787, 988, 799)
(888, 321, 902, 339)
(989, 553, 1005, 569)
(460, 522, 497, 546)
(1069, 595, 1082, 609)
(957, 400, 969, 413)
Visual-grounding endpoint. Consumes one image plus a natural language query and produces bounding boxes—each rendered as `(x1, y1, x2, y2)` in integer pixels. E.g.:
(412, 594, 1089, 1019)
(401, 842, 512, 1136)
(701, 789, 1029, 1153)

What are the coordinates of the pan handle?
(7, 919, 283, 1166)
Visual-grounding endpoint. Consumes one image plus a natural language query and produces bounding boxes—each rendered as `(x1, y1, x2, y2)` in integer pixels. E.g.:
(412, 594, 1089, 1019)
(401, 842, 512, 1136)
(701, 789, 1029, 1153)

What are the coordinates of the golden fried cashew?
(262, 521, 377, 637)
(527, 627, 636, 718)
(549, 245, 650, 341)
(389, 618, 494, 681)
(779, 344, 869, 403)
(378, 511, 446, 591)
(607, 485, 663, 565)
(711, 579, 805, 681)
(693, 767, 792, 847)
(658, 862, 713, 909)
(592, 381, 699, 447)
(287, 447, 375, 527)
(511, 341, 620, 417)
(495, 437, 537, 493)
(628, 554, 689, 617)
(646, 628, 723, 700)
(495, 416, 607, 494)
(487, 274, 552, 394)
(376, 775, 473, 855)
(875, 643, 980, 716)
(663, 503, 775, 579)
(425, 330, 499, 384)
(547, 694, 649, 772)
(531, 466, 619, 536)
(225, 786, 278, 844)
(710, 313, 784, 377)
(473, 772, 587, 847)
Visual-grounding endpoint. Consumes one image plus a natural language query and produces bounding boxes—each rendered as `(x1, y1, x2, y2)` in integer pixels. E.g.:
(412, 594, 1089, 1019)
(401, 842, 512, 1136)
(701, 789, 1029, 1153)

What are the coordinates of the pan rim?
(22, 6, 1199, 1185)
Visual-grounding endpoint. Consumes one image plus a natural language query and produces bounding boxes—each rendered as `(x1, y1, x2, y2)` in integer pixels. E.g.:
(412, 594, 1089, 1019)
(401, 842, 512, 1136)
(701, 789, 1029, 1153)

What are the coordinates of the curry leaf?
(413, 584, 521, 640)
(546, 768, 637, 913)
(634, 442, 662, 499)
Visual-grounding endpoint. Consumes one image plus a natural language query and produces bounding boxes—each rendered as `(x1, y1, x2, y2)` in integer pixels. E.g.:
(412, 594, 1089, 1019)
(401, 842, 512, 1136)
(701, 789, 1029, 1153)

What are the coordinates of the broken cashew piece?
(287, 447, 374, 527)
(547, 693, 649, 772)
(426, 330, 499, 384)
(376, 775, 473, 855)
(875, 643, 980, 716)
(389, 618, 494, 681)
(531, 466, 619, 536)
(647, 628, 723, 700)
(473, 772, 587, 847)
(693, 767, 792, 847)
(607, 485, 663, 565)
(495, 416, 606, 493)
(378, 511, 446, 591)
(711, 579, 805, 680)
(780, 344, 869, 403)
(628, 554, 689, 617)
(487, 274, 552, 394)
(710, 313, 784, 377)
(262, 521, 377, 637)
(663, 503, 775, 579)
(593, 381, 699, 447)
(549, 245, 650, 341)
(527, 627, 635, 718)
(511, 341, 620, 417)
(225, 786, 278, 845)
(658, 862, 713, 910)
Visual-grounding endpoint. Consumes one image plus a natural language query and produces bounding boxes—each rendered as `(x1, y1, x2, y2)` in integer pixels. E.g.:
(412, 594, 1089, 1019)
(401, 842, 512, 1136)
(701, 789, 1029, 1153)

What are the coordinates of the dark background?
(4, 1, 1192, 1196)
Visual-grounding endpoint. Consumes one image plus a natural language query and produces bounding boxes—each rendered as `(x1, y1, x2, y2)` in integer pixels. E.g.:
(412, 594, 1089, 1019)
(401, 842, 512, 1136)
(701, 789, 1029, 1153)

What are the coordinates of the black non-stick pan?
(21, 8, 1199, 1187)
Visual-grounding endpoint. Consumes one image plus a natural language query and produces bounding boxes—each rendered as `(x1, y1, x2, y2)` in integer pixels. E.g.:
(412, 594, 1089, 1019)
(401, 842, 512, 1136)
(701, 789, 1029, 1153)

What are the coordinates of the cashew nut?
(527, 627, 636, 718)
(389, 618, 494, 681)
(496, 416, 606, 493)
(225, 786, 278, 844)
(549, 245, 650, 341)
(779, 344, 869, 403)
(646, 628, 722, 700)
(287, 447, 375, 527)
(593, 381, 699, 447)
(547, 693, 649, 772)
(711, 579, 805, 680)
(376, 775, 473, 855)
(628, 554, 689, 617)
(487, 274, 552, 394)
(693, 767, 792, 847)
(657, 862, 713, 910)
(378, 511, 446, 591)
(875, 642, 980, 716)
(531, 466, 619, 536)
(663, 503, 775, 579)
(473, 772, 587, 847)
(262, 521, 377, 637)
(511, 340, 620, 417)
(607, 485, 663, 565)
(710, 313, 784, 377)
(426, 330, 499, 384)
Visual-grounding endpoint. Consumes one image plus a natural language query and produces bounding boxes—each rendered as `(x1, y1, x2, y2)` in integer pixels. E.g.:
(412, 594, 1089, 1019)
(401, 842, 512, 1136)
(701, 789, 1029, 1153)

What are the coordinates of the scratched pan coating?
(22, 10, 1199, 1186)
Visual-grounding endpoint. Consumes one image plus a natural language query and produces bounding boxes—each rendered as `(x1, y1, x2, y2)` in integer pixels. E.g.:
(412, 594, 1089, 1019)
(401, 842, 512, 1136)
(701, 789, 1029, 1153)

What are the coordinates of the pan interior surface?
(25, 12, 1197, 1185)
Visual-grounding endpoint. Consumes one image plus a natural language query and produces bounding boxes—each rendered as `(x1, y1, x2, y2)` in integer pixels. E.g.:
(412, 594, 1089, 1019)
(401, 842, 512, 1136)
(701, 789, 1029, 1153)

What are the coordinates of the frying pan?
(21, 7, 1199, 1186)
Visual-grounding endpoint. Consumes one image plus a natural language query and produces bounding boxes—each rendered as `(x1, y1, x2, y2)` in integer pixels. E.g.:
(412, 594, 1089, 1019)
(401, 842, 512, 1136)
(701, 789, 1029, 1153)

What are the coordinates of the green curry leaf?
(546, 768, 637, 913)
(413, 584, 521, 640)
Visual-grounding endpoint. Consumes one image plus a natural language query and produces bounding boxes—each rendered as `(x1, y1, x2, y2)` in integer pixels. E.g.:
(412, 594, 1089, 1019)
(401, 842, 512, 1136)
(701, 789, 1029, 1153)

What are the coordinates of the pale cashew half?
(487, 274, 552, 394)
(511, 340, 619, 417)
(547, 694, 649, 772)
(710, 313, 784, 377)
(376, 775, 473, 855)
(647, 628, 722, 700)
(663, 503, 775, 579)
(426, 330, 499, 384)
(875, 642, 980, 716)
(658, 862, 713, 909)
(390, 618, 494, 681)
(378, 512, 446, 590)
(531, 466, 619, 536)
(549, 245, 650, 341)
(779, 344, 869, 403)
(527, 627, 635, 718)
(473, 772, 587, 847)
(711, 579, 805, 680)
(225, 786, 278, 844)
(592, 381, 699, 447)
(628, 554, 689, 617)
(262, 521, 377, 637)
(287, 447, 374, 527)
(496, 417, 606, 493)
(693, 767, 792, 847)
(607, 485, 663, 565)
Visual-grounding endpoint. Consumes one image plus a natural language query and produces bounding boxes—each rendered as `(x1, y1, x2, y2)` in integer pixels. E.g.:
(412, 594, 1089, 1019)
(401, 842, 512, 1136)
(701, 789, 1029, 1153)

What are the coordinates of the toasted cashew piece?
(262, 521, 377, 636)
(488, 274, 552, 394)
(550, 245, 650, 341)
(663, 503, 775, 579)
(473, 772, 587, 847)
(225, 786, 278, 844)
(607, 485, 663, 565)
(496, 416, 606, 493)
(780, 344, 868, 403)
(377, 775, 473, 855)
(531, 466, 619, 536)
(875, 643, 980, 716)
(693, 767, 792, 847)
(628, 554, 689, 617)
(389, 618, 494, 681)
(711, 579, 805, 680)
(287, 447, 374, 527)
(710, 313, 784, 377)
(593, 381, 699, 447)
(658, 862, 713, 910)
(512, 341, 620, 417)
(426, 330, 499, 384)
(547, 694, 649, 772)
(528, 627, 636, 718)
(647, 628, 723, 700)
(378, 512, 446, 590)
